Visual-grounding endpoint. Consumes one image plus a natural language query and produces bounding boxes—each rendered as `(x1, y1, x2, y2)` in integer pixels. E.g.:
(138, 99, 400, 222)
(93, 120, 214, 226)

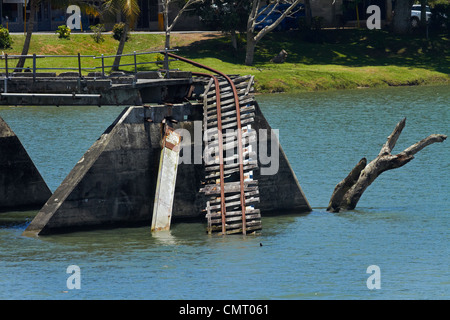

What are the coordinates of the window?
(3, 3, 19, 22)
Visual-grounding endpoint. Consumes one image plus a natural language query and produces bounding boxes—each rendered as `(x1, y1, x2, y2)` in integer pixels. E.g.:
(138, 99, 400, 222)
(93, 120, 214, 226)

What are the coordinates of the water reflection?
(151, 230, 177, 245)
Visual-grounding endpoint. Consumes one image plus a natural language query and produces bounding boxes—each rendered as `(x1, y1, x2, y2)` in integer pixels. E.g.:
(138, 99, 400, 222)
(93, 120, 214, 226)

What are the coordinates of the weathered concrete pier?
(0, 117, 52, 212)
(20, 101, 310, 236)
(0, 55, 311, 236)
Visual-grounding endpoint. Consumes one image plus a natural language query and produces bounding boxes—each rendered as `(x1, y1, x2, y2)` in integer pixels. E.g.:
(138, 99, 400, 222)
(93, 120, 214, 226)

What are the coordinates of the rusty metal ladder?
(199, 74, 261, 235)
(162, 53, 261, 235)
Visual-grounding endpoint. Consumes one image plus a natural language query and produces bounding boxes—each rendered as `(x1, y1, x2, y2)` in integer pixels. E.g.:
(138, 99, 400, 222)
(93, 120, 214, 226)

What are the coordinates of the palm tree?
(14, 0, 90, 72)
(15, 0, 87, 72)
(14, 0, 38, 72)
(102, 0, 140, 71)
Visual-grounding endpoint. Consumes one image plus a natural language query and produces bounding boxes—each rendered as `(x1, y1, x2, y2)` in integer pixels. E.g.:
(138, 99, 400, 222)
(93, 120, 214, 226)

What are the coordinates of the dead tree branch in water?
(327, 118, 447, 213)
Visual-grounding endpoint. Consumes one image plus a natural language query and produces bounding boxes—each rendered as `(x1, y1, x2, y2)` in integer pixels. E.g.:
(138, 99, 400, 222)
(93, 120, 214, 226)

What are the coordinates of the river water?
(0, 85, 448, 300)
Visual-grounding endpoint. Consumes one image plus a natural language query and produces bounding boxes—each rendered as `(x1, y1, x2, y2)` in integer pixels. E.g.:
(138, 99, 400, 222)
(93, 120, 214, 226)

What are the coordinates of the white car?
(411, 4, 432, 27)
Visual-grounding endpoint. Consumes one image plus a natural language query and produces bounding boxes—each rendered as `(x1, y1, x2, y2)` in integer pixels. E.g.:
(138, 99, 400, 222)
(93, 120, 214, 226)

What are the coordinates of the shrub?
(112, 22, 129, 41)
(298, 16, 325, 43)
(0, 25, 13, 49)
(430, 3, 450, 32)
(56, 25, 71, 39)
(90, 24, 105, 43)
(156, 54, 165, 66)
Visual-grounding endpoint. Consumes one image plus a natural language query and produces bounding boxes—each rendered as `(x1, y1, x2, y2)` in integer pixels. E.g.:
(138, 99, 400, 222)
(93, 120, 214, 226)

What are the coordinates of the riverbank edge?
(250, 71, 450, 94)
(3, 32, 450, 94)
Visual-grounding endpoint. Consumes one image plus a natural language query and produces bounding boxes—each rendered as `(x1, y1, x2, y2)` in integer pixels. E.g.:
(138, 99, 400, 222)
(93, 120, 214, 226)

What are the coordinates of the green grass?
(1, 29, 449, 93)
(1, 33, 168, 73)
(175, 28, 450, 92)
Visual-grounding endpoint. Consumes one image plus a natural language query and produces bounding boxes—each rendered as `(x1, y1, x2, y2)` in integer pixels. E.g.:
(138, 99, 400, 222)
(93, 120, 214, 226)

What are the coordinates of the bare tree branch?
(253, 0, 281, 27)
(401, 134, 447, 157)
(245, 0, 301, 65)
(327, 118, 447, 213)
(378, 117, 406, 156)
(163, 0, 205, 49)
(166, 0, 204, 33)
(254, 0, 301, 43)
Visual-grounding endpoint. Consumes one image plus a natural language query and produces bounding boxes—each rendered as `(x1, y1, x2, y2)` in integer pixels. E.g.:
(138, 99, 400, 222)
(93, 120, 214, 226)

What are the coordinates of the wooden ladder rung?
(206, 105, 255, 122)
(206, 96, 255, 111)
(207, 208, 260, 219)
(209, 221, 262, 232)
(204, 163, 258, 180)
(208, 190, 259, 205)
(205, 130, 256, 150)
(207, 197, 260, 211)
(200, 181, 258, 195)
(209, 213, 261, 224)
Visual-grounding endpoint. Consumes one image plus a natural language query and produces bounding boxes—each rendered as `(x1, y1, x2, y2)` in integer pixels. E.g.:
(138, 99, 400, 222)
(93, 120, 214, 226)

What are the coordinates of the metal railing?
(0, 48, 179, 80)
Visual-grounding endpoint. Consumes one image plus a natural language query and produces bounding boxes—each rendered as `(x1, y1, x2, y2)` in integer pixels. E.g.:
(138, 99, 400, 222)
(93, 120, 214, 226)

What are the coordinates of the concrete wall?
(0, 72, 192, 106)
(0, 116, 52, 212)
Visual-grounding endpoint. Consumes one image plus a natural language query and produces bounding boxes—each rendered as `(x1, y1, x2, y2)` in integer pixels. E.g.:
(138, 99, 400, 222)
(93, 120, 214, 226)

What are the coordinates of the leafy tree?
(0, 25, 13, 49)
(90, 24, 106, 43)
(112, 22, 129, 41)
(55, 25, 71, 39)
(192, 0, 253, 50)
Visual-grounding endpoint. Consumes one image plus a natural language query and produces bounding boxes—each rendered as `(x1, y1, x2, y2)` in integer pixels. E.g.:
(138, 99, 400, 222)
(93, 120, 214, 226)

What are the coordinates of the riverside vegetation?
(0, 29, 449, 93)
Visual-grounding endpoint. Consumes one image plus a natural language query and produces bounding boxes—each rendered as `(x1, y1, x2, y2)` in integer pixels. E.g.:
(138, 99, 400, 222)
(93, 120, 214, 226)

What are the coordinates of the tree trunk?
(15, 0, 36, 72)
(112, 23, 129, 72)
(420, 0, 427, 28)
(230, 29, 237, 51)
(304, 0, 312, 26)
(165, 31, 171, 50)
(327, 118, 447, 213)
(393, 0, 414, 34)
(164, 1, 171, 50)
(245, 35, 256, 66)
(386, 0, 393, 23)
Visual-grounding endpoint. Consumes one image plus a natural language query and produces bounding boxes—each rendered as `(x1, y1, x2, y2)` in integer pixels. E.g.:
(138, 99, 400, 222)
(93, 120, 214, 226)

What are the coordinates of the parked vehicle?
(254, 3, 305, 31)
(411, 4, 432, 27)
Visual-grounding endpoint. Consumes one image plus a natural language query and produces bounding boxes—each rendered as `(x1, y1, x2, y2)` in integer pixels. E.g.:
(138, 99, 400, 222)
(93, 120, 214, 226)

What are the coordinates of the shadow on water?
(0, 210, 37, 229)
(0, 205, 413, 242)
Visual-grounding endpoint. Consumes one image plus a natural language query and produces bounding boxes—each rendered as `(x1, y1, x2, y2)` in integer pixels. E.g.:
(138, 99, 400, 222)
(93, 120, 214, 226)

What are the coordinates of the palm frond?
(101, 0, 140, 26)
(122, 0, 141, 26)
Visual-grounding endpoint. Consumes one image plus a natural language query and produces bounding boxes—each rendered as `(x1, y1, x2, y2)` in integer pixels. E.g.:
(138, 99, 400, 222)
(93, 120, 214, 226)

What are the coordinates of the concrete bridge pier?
(0, 116, 52, 212)
(22, 101, 311, 236)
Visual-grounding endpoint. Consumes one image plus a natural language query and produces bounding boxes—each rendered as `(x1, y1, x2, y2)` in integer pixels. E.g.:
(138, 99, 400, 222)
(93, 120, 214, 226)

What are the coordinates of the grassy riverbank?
(2, 29, 449, 93)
